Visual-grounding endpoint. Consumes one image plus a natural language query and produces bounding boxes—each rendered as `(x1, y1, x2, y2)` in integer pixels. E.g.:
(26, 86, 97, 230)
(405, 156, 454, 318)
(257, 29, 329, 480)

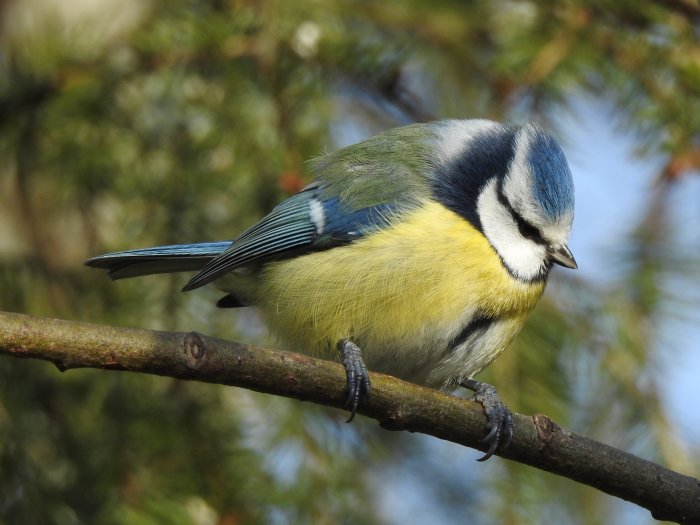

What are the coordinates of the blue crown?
(526, 129, 575, 219)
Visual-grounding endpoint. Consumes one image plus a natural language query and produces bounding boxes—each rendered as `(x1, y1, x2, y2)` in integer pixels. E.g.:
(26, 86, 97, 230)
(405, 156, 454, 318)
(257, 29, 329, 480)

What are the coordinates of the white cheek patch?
(308, 198, 325, 235)
(477, 179, 548, 281)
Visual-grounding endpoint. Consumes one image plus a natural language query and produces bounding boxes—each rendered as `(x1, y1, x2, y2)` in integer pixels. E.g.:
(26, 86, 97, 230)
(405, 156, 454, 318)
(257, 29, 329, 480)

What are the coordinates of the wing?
(182, 186, 397, 291)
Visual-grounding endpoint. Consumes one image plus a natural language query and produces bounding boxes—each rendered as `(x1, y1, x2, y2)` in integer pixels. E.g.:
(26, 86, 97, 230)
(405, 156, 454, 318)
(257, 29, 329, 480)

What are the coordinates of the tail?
(85, 241, 232, 280)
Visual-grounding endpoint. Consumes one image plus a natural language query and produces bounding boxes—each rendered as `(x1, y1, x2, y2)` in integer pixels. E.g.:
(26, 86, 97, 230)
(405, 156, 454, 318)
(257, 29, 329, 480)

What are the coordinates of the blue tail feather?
(85, 241, 231, 280)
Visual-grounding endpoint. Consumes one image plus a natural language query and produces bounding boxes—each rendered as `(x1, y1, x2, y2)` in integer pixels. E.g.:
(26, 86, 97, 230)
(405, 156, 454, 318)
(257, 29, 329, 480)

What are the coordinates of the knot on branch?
(532, 413, 560, 445)
(532, 413, 571, 460)
(183, 331, 206, 370)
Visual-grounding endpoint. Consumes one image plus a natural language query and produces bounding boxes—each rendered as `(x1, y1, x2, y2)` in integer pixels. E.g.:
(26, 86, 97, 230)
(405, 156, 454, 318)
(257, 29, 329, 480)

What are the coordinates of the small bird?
(86, 119, 576, 460)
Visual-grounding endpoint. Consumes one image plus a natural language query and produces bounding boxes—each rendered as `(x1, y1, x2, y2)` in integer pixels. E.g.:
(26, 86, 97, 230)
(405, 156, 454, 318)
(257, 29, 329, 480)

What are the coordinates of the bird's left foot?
(338, 339, 371, 422)
(461, 379, 513, 461)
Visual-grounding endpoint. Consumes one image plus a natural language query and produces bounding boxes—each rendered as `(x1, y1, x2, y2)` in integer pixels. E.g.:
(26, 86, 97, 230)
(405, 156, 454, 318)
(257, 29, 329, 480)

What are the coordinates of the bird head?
(477, 123, 576, 281)
(432, 120, 576, 282)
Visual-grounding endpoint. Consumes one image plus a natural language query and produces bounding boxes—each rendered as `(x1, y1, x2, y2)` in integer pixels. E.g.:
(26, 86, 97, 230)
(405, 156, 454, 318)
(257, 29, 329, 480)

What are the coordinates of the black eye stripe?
(496, 189, 547, 245)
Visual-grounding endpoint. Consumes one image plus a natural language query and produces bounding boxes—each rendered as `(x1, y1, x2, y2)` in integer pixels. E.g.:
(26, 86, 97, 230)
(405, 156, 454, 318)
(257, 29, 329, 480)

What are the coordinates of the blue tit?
(87, 119, 576, 460)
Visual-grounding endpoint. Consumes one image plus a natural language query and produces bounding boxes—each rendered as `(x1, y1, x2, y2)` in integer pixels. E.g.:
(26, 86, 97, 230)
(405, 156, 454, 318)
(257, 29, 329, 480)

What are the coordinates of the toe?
(338, 340, 371, 422)
(461, 379, 514, 461)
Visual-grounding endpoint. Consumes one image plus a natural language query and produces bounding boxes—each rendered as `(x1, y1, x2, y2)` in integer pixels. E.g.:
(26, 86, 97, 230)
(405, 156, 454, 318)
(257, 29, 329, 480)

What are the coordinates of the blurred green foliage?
(1, 0, 699, 523)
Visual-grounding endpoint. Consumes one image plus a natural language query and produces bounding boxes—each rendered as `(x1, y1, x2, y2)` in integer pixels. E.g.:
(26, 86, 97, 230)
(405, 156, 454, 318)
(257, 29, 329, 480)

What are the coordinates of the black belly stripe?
(449, 314, 495, 352)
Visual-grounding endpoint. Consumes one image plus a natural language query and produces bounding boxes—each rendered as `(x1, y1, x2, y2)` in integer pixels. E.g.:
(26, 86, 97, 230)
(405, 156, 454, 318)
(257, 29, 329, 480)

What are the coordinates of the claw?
(338, 339, 371, 422)
(461, 379, 513, 461)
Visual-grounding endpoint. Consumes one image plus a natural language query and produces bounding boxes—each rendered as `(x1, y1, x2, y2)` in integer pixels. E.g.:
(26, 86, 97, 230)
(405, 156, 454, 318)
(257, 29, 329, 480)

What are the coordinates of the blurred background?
(1, 1, 699, 524)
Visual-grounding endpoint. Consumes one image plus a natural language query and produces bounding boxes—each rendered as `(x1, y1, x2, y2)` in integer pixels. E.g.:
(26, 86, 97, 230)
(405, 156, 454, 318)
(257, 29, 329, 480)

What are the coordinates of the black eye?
(516, 218, 542, 242)
(496, 188, 546, 245)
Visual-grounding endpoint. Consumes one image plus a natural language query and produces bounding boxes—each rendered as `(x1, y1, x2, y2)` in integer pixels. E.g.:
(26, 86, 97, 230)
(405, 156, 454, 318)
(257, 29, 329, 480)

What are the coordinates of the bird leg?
(337, 339, 371, 422)
(461, 379, 513, 461)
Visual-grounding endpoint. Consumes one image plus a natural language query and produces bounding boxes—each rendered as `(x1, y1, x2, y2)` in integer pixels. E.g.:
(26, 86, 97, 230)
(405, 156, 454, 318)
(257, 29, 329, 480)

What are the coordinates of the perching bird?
(86, 119, 576, 461)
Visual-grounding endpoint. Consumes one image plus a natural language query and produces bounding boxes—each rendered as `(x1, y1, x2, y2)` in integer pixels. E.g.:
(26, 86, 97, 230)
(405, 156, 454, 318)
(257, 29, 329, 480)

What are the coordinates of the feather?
(182, 194, 399, 291)
(85, 242, 231, 280)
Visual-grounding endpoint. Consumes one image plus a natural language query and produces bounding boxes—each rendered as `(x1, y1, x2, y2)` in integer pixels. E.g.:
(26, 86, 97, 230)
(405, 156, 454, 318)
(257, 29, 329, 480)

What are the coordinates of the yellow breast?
(247, 201, 545, 383)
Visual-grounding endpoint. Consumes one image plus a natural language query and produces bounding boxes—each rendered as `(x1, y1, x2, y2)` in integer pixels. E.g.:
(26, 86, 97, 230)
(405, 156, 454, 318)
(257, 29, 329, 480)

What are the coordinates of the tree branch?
(0, 310, 698, 523)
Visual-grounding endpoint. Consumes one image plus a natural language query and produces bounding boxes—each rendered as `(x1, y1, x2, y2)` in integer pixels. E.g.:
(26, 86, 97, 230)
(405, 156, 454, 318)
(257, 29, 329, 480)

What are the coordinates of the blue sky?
(560, 97, 700, 443)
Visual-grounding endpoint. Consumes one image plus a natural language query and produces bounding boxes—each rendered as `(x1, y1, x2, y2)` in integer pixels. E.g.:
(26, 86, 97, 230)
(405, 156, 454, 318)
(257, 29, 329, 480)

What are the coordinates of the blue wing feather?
(182, 192, 319, 290)
(322, 197, 396, 242)
(182, 192, 398, 291)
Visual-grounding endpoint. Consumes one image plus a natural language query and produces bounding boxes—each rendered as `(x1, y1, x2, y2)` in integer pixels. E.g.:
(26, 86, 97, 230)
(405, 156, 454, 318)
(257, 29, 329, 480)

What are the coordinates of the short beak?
(550, 244, 577, 269)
